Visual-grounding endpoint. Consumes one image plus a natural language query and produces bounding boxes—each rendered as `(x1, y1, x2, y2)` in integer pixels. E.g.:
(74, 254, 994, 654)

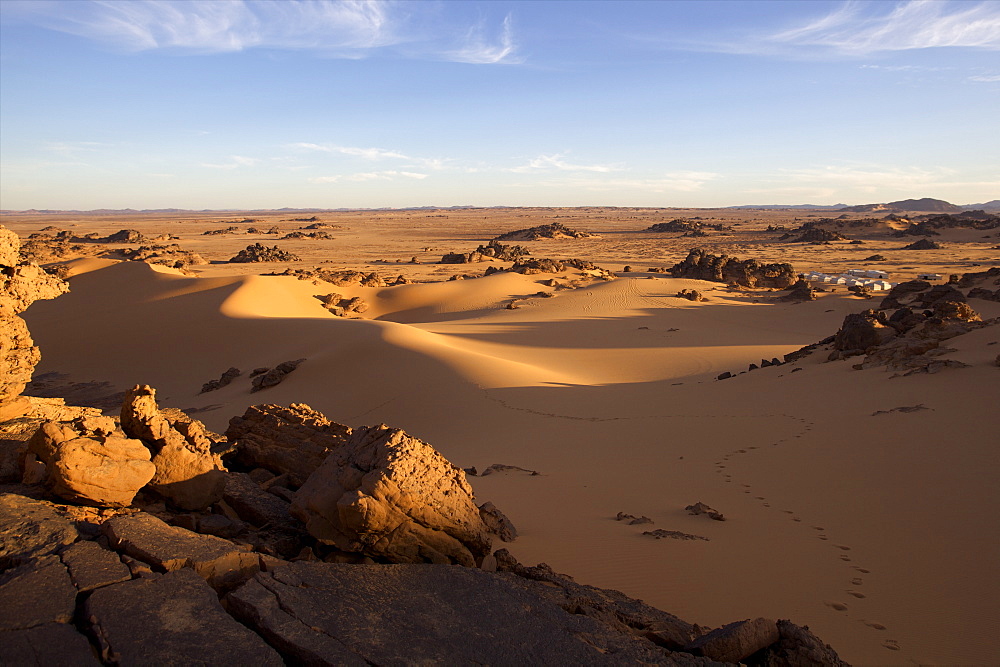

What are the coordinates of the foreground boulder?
(291, 424, 493, 566)
(832, 309, 897, 354)
(669, 248, 796, 289)
(0, 493, 79, 568)
(25, 418, 155, 507)
(120, 385, 226, 510)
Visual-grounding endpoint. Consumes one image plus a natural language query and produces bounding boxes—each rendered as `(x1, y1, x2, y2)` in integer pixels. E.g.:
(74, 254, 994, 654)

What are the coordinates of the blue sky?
(1, 0, 998, 209)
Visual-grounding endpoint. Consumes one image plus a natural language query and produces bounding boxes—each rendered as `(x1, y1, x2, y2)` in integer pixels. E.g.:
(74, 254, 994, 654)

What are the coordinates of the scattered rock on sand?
(643, 529, 709, 541)
(480, 463, 541, 476)
(675, 288, 705, 301)
(685, 502, 726, 521)
(872, 404, 931, 416)
(291, 423, 493, 566)
(616, 512, 654, 525)
(250, 358, 306, 392)
(780, 278, 816, 302)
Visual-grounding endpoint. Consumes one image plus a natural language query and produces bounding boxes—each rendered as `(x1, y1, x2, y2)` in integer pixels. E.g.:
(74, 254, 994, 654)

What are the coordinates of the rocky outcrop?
(250, 358, 306, 392)
(494, 222, 594, 241)
(317, 294, 368, 316)
(24, 417, 156, 507)
(956, 266, 1000, 288)
(648, 219, 705, 233)
(112, 243, 207, 267)
(229, 243, 300, 263)
(225, 403, 352, 485)
(281, 230, 333, 240)
(675, 289, 705, 302)
(1, 225, 70, 421)
(120, 385, 226, 510)
(508, 257, 613, 279)
(290, 423, 493, 566)
(669, 248, 796, 289)
(103, 229, 146, 243)
(441, 240, 531, 264)
(832, 310, 898, 354)
(685, 502, 726, 521)
(479, 501, 517, 542)
(269, 267, 387, 287)
(791, 228, 846, 243)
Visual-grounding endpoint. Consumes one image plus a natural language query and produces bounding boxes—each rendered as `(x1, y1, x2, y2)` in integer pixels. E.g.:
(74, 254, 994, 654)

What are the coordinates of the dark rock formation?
(479, 501, 518, 542)
(229, 244, 301, 263)
(1, 226, 70, 421)
(955, 266, 1000, 288)
(648, 219, 703, 233)
(685, 617, 779, 662)
(104, 229, 146, 244)
(494, 222, 594, 241)
(780, 279, 816, 302)
(901, 238, 942, 250)
(290, 423, 493, 566)
(878, 280, 931, 309)
(676, 289, 705, 302)
(200, 367, 242, 393)
(669, 248, 796, 289)
(508, 257, 613, 278)
(0, 493, 78, 568)
(281, 231, 333, 240)
(441, 240, 531, 264)
(792, 228, 846, 243)
(832, 310, 897, 354)
(250, 358, 306, 392)
(269, 266, 387, 287)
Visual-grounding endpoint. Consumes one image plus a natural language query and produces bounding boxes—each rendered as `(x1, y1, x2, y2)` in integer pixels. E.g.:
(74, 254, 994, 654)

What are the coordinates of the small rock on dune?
(479, 501, 518, 541)
(643, 529, 709, 541)
(684, 617, 780, 663)
(250, 358, 307, 392)
(685, 502, 726, 521)
(200, 366, 242, 393)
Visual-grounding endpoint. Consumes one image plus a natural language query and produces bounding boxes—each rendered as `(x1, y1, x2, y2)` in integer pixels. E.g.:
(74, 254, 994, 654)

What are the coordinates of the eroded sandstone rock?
(669, 248, 796, 289)
(291, 424, 492, 566)
(121, 385, 226, 510)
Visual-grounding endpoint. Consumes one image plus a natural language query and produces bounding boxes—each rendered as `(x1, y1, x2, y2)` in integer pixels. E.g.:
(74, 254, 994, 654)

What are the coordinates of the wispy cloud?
(44, 141, 108, 155)
(7, 0, 521, 63)
(200, 155, 260, 169)
(309, 170, 427, 183)
(292, 142, 409, 160)
(969, 74, 1000, 82)
(508, 153, 623, 174)
(765, 0, 1000, 56)
(443, 14, 520, 65)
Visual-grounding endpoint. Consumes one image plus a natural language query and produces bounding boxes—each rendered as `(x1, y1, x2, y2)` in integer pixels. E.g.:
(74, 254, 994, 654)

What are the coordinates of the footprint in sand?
(862, 621, 887, 631)
(783, 510, 795, 514)
(818, 536, 829, 541)
(824, 601, 848, 612)
(755, 496, 765, 500)
(883, 640, 901, 651)
(811, 526, 824, 530)
(839, 555, 852, 561)
(792, 517, 802, 522)
(762, 503, 771, 507)
(847, 590, 866, 599)
(851, 578, 864, 586)
(853, 567, 871, 574)
(742, 484, 751, 488)
(835, 545, 851, 551)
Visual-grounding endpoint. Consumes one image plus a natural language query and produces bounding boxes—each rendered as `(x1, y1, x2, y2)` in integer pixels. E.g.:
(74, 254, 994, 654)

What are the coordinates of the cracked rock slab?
(227, 561, 712, 666)
(0, 622, 100, 666)
(0, 555, 77, 630)
(60, 540, 130, 592)
(85, 568, 283, 666)
(102, 512, 258, 589)
(0, 493, 79, 568)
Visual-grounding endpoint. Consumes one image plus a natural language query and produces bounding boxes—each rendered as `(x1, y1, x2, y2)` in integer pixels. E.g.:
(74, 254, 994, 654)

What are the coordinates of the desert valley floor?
(3, 206, 998, 665)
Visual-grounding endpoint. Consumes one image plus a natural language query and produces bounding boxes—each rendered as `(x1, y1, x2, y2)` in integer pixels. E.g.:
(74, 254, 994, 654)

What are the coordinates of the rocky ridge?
(669, 248, 796, 289)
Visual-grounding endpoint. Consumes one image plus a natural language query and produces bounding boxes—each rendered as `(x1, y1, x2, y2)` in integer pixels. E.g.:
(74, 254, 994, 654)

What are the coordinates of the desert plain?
(2, 205, 998, 665)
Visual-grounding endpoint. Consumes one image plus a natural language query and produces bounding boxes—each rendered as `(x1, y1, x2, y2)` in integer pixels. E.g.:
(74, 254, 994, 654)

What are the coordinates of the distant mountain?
(838, 198, 962, 213)
(962, 200, 1000, 212)
(725, 204, 848, 210)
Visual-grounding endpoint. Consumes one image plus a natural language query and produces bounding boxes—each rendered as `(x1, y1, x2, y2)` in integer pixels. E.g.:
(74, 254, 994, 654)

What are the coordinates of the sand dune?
(12, 209, 1000, 665)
